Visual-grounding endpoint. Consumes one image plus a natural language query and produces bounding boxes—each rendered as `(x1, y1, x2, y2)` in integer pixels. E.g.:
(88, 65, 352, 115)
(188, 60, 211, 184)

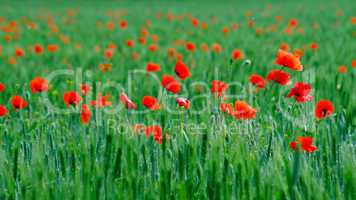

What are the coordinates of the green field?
(0, 1, 355, 199)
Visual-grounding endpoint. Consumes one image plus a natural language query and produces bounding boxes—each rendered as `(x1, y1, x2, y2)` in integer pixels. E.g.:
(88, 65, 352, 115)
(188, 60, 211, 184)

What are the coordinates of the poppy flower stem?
(289, 149, 301, 199)
(266, 131, 273, 160)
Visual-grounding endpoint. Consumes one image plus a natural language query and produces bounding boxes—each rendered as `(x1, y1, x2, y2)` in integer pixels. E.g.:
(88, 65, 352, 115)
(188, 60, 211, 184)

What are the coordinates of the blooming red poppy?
(287, 82, 313, 103)
(107, 21, 115, 30)
(63, 91, 82, 107)
(315, 100, 334, 120)
(126, 40, 134, 47)
(161, 75, 181, 94)
(15, 47, 25, 57)
(234, 101, 256, 120)
(144, 125, 163, 144)
(47, 44, 59, 53)
(231, 49, 244, 60)
(138, 37, 146, 44)
(191, 18, 199, 27)
(279, 43, 289, 51)
(211, 80, 229, 97)
(0, 105, 8, 117)
(142, 96, 160, 110)
(146, 62, 161, 72)
(220, 102, 235, 115)
(11, 95, 28, 110)
(174, 60, 191, 80)
(249, 74, 265, 89)
(119, 20, 127, 29)
(275, 49, 303, 71)
(266, 69, 291, 85)
(80, 84, 90, 96)
(310, 43, 318, 50)
(288, 18, 298, 27)
(34, 44, 43, 54)
(90, 94, 112, 107)
(30, 77, 49, 93)
(352, 59, 356, 68)
(148, 44, 158, 52)
(222, 26, 229, 34)
(185, 42, 195, 52)
(212, 43, 222, 53)
(176, 97, 190, 109)
(0, 83, 5, 93)
(80, 104, 91, 125)
(290, 136, 317, 153)
(120, 92, 137, 110)
(338, 65, 347, 73)
(104, 49, 114, 59)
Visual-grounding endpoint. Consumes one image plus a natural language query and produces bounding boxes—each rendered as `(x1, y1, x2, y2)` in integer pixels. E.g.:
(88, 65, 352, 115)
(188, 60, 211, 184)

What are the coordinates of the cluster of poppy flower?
(0, 47, 336, 147)
(0, 14, 340, 148)
(244, 48, 335, 153)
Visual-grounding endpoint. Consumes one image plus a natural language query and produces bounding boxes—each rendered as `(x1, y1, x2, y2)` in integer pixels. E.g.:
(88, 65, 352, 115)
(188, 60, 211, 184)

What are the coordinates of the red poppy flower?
(80, 104, 91, 125)
(144, 125, 163, 144)
(315, 100, 334, 120)
(220, 102, 234, 115)
(30, 77, 49, 93)
(287, 82, 313, 103)
(90, 94, 112, 107)
(266, 69, 291, 85)
(120, 92, 137, 110)
(80, 84, 90, 96)
(234, 101, 256, 120)
(146, 62, 161, 72)
(185, 42, 195, 52)
(212, 43, 222, 53)
(191, 18, 199, 27)
(222, 26, 229, 34)
(338, 65, 347, 73)
(288, 18, 298, 27)
(211, 80, 229, 97)
(0, 105, 8, 117)
(290, 136, 317, 153)
(174, 60, 191, 80)
(310, 43, 318, 50)
(142, 96, 160, 110)
(104, 49, 114, 59)
(15, 47, 25, 57)
(138, 37, 146, 44)
(126, 40, 134, 47)
(231, 49, 244, 60)
(0, 83, 5, 93)
(119, 20, 127, 29)
(107, 21, 115, 30)
(249, 74, 265, 89)
(148, 44, 158, 52)
(47, 44, 59, 53)
(279, 43, 289, 51)
(34, 44, 43, 54)
(176, 97, 190, 109)
(275, 49, 303, 71)
(11, 95, 28, 110)
(352, 59, 356, 68)
(161, 75, 181, 94)
(63, 91, 82, 107)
